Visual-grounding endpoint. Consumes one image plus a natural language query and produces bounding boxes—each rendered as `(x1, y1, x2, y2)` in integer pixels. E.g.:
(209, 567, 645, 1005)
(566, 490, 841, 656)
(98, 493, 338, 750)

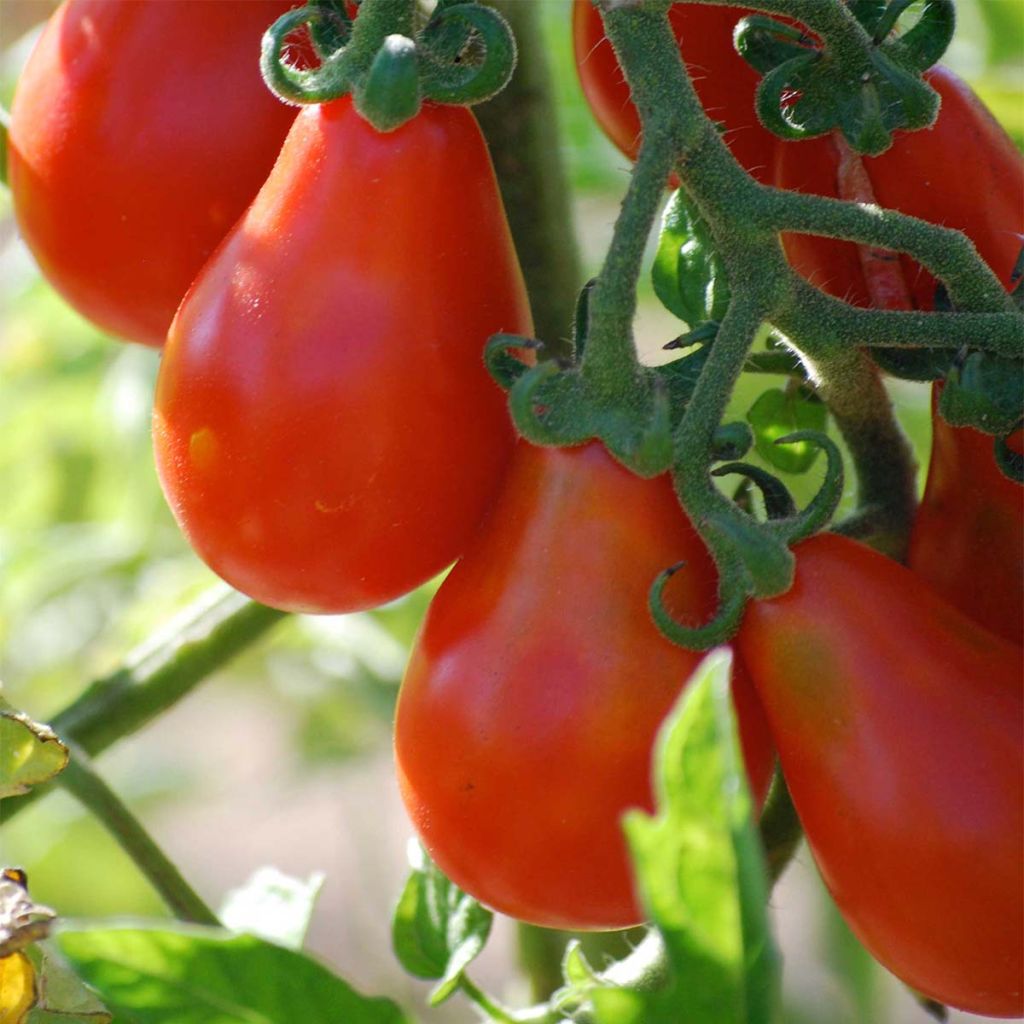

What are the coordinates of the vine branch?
(60, 742, 220, 926)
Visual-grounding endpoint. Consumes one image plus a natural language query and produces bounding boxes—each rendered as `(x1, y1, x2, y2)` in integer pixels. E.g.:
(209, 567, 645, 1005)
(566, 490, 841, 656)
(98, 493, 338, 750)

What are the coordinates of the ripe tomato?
(738, 532, 1024, 1017)
(154, 97, 531, 614)
(394, 441, 775, 930)
(8, 0, 302, 346)
(572, 0, 776, 180)
(773, 65, 1023, 309)
(909, 390, 1023, 646)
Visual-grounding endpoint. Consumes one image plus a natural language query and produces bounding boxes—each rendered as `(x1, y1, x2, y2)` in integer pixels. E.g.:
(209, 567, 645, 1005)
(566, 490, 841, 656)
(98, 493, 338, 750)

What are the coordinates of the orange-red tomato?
(154, 97, 531, 613)
(739, 532, 1024, 1017)
(909, 390, 1023, 646)
(8, 0, 301, 346)
(572, 0, 776, 180)
(395, 442, 775, 930)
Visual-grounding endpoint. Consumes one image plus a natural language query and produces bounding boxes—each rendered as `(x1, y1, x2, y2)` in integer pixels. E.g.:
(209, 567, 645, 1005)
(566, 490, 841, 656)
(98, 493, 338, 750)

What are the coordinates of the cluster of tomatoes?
(7, 1, 1023, 1019)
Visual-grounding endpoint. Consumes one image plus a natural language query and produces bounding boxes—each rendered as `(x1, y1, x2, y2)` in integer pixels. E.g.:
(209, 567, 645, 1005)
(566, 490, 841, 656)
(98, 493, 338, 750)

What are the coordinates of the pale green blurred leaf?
(0, 698, 68, 797)
(57, 925, 410, 1024)
(620, 651, 781, 1024)
(391, 841, 492, 1006)
(219, 867, 324, 951)
(26, 941, 112, 1023)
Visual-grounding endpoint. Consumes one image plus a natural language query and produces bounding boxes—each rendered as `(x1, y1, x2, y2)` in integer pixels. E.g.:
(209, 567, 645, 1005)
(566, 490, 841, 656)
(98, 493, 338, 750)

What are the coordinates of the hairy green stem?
(474, 1, 582, 356)
(808, 347, 917, 558)
(583, 5, 696, 397)
(460, 975, 520, 1023)
(1, 591, 287, 824)
(60, 743, 219, 926)
(766, 190, 1013, 313)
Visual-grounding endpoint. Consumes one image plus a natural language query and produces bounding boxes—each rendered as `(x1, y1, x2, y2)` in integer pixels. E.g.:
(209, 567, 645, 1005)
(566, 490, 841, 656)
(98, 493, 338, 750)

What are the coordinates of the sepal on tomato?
(735, 2, 948, 155)
(260, 0, 516, 128)
(939, 351, 1024, 437)
(354, 35, 422, 132)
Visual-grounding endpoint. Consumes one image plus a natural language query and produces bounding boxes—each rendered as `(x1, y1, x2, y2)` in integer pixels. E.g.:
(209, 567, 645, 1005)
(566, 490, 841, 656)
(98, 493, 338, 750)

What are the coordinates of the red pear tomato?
(738, 532, 1024, 1017)
(154, 97, 531, 613)
(572, 0, 776, 180)
(909, 390, 1023, 646)
(8, 0, 302, 346)
(395, 441, 775, 930)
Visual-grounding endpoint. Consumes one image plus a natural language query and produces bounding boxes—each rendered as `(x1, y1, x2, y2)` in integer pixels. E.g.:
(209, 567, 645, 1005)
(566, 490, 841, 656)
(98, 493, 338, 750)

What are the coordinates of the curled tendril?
(712, 463, 797, 519)
(881, 0, 955, 71)
(484, 333, 541, 390)
(995, 427, 1024, 485)
(307, 0, 353, 60)
(260, 6, 355, 105)
(649, 553, 749, 651)
(754, 53, 822, 142)
(771, 430, 845, 544)
(418, 3, 517, 105)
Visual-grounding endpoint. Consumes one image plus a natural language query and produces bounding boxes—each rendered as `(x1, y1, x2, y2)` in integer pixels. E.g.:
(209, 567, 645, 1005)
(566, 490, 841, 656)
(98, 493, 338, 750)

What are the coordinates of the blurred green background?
(0, 1, 1020, 1021)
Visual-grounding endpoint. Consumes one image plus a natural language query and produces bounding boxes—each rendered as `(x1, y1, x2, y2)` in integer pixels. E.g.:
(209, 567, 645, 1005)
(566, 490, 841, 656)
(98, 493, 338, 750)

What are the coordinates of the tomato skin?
(154, 97, 531, 614)
(394, 442, 775, 930)
(773, 65, 1024, 308)
(572, 0, 776, 180)
(8, 0, 300, 346)
(738, 532, 1024, 1017)
(909, 390, 1023, 646)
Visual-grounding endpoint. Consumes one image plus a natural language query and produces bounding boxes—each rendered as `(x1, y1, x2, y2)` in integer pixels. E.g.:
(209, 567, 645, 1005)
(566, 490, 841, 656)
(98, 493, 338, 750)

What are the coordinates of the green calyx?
(260, 0, 516, 132)
(735, 0, 954, 155)
(484, 288, 674, 480)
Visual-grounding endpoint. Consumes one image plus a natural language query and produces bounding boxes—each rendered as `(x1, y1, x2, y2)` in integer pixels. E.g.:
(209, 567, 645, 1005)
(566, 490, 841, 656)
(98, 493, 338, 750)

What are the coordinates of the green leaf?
(652, 190, 731, 328)
(747, 388, 828, 474)
(0, 698, 69, 798)
(219, 867, 324, 951)
(391, 841, 492, 1006)
(56, 925, 410, 1024)
(620, 651, 781, 1024)
(26, 941, 112, 1023)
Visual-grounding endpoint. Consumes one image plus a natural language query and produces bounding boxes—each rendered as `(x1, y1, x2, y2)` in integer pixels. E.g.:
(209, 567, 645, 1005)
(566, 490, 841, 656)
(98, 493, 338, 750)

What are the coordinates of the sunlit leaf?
(57, 925, 409, 1024)
(25, 941, 111, 1023)
(616, 651, 781, 1024)
(391, 841, 492, 1006)
(747, 388, 828, 474)
(0, 700, 68, 799)
(219, 867, 324, 951)
(652, 190, 730, 328)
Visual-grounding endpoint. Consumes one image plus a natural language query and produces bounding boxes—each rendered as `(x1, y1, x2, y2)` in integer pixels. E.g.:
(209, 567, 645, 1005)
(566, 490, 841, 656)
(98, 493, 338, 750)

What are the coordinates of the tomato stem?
(59, 743, 220, 927)
(0, 592, 286, 826)
(474, 0, 582, 356)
